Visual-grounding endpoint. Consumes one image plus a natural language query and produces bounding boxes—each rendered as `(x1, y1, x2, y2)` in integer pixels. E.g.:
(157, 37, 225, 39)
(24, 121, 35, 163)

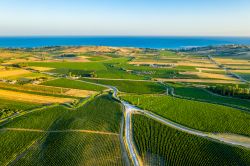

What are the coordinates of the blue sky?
(0, 0, 250, 36)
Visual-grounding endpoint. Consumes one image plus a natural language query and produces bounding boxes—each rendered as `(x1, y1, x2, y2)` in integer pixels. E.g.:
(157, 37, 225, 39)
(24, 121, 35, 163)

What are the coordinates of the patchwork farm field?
(0, 45, 250, 165)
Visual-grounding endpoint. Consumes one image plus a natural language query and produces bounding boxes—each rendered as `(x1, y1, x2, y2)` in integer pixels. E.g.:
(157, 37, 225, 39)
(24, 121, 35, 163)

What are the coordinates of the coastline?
(0, 36, 250, 49)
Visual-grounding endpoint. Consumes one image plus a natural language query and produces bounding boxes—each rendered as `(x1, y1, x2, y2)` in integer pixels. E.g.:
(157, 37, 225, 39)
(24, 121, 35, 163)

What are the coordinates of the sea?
(0, 36, 250, 49)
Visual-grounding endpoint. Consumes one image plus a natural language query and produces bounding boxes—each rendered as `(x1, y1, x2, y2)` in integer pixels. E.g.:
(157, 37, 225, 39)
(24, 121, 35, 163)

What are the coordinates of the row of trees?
(208, 84, 250, 99)
(0, 109, 20, 119)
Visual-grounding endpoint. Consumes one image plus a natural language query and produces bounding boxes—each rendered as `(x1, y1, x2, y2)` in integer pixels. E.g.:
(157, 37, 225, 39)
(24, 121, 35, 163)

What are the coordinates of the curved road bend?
(128, 104, 250, 149)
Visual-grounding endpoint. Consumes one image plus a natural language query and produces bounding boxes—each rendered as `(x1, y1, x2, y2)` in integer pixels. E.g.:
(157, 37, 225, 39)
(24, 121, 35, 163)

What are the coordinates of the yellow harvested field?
(184, 60, 212, 64)
(65, 56, 90, 62)
(27, 66, 55, 71)
(231, 70, 250, 74)
(65, 89, 97, 97)
(2, 57, 41, 65)
(64, 46, 140, 55)
(23, 84, 96, 98)
(0, 69, 31, 78)
(130, 61, 217, 68)
(214, 58, 250, 65)
(0, 89, 74, 104)
(224, 65, 250, 70)
(196, 68, 224, 72)
(130, 61, 170, 65)
(156, 78, 241, 84)
(34, 56, 91, 62)
(180, 72, 236, 80)
(177, 62, 217, 68)
(158, 57, 182, 60)
(0, 52, 24, 58)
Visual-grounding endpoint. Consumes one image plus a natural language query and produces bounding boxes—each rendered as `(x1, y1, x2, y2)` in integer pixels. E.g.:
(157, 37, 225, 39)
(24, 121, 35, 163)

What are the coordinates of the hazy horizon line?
(0, 35, 250, 38)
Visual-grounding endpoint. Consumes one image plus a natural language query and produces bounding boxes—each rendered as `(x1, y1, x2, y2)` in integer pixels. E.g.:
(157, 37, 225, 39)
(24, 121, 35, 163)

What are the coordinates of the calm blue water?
(0, 36, 250, 49)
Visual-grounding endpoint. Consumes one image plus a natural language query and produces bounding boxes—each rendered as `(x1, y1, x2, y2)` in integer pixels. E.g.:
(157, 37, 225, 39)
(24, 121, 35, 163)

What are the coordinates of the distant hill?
(180, 45, 250, 59)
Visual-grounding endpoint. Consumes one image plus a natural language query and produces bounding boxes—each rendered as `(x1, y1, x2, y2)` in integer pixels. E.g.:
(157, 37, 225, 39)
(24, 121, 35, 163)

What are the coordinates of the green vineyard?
(0, 94, 124, 165)
(132, 114, 250, 166)
(122, 94, 250, 136)
(14, 132, 123, 166)
(0, 131, 43, 165)
(3, 106, 69, 130)
(52, 94, 123, 133)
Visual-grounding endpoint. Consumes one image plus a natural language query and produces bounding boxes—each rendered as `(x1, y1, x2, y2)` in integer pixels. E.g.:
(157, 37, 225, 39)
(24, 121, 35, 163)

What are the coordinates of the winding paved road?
(72, 79, 250, 165)
(77, 79, 141, 166)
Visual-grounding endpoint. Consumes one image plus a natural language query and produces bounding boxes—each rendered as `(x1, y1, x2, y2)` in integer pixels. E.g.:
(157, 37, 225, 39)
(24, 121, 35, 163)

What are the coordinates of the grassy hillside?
(122, 94, 250, 136)
(133, 114, 250, 166)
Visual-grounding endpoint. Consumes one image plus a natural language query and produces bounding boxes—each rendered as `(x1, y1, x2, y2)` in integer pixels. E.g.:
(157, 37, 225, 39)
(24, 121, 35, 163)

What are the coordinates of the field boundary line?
(82, 77, 154, 82)
(0, 128, 119, 136)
